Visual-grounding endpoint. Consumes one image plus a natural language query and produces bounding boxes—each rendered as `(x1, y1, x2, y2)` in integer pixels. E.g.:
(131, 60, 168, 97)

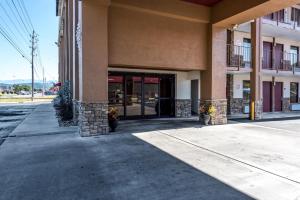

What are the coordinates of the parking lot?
(0, 103, 300, 200)
(0, 104, 36, 142)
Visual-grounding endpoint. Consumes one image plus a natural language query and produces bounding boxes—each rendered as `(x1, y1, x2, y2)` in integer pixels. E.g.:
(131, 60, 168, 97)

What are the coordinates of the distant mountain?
(0, 79, 57, 84)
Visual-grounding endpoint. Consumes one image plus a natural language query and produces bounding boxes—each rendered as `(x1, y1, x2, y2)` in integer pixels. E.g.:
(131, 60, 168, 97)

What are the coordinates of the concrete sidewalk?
(11, 103, 77, 137)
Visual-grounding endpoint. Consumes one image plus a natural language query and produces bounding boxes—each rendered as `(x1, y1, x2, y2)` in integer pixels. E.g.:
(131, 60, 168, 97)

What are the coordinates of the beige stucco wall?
(233, 74, 300, 99)
(108, 4, 208, 71)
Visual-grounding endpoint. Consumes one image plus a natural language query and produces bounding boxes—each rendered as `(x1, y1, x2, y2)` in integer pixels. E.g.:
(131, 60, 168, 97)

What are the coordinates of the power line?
(18, 0, 34, 31)
(0, 11, 28, 49)
(0, 25, 31, 63)
(11, 0, 31, 34)
(0, 1, 28, 43)
(5, 0, 30, 36)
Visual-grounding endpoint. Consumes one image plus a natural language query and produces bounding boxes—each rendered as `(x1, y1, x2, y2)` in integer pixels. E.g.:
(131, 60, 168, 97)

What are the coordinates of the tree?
(13, 84, 31, 93)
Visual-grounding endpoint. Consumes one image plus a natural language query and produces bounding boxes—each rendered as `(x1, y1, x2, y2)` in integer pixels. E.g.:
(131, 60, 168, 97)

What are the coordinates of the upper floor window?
(290, 46, 299, 66)
(243, 38, 251, 63)
(264, 9, 285, 22)
(291, 7, 300, 26)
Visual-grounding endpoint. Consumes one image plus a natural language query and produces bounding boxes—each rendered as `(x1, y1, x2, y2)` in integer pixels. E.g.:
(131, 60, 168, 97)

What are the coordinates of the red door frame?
(275, 44, 284, 70)
(263, 81, 272, 112)
(263, 42, 273, 69)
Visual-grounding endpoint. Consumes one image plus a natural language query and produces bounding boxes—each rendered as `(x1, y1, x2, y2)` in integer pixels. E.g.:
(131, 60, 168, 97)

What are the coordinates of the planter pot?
(203, 114, 211, 125)
(109, 120, 118, 132)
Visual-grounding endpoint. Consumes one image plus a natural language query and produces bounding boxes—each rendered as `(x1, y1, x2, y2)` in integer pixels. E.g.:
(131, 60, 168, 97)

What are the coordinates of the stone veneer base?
(78, 101, 109, 137)
(282, 98, 290, 112)
(175, 99, 191, 118)
(200, 99, 227, 125)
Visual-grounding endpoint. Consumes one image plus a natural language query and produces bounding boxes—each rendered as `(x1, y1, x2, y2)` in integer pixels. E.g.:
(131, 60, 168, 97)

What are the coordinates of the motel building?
(227, 5, 300, 115)
(56, 0, 300, 137)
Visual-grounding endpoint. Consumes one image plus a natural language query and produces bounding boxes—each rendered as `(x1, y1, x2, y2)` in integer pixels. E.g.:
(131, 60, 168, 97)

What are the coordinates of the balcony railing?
(227, 44, 251, 70)
(227, 44, 300, 73)
(263, 10, 300, 29)
(262, 50, 300, 73)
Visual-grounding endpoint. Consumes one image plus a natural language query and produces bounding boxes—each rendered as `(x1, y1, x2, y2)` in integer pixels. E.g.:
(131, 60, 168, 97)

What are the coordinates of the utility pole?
(42, 67, 45, 97)
(30, 30, 37, 101)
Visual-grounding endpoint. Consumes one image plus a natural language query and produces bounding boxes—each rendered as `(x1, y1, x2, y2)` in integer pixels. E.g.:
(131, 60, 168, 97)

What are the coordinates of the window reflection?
(108, 76, 124, 116)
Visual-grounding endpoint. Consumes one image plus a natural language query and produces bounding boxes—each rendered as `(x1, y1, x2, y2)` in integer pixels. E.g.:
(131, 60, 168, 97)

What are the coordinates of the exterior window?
(264, 9, 285, 22)
(108, 75, 124, 117)
(290, 46, 299, 66)
(290, 82, 299, 104)
(243, 38, 251, 63)
(291, 8, 300, 26)
(243, 80, 251, 102)
(277, 9, 285, 22)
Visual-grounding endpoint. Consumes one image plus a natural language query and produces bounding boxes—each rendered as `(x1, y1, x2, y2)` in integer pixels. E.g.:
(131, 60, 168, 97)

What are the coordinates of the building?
(56, 0, 300, 136)
(227, 5, 300, 115)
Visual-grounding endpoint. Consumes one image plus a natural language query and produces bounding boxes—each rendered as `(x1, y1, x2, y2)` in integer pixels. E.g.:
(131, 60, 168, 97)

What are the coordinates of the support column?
(72, 0, 80, 125)
(201, 25, 227, 125)
(250, 18, 263, 120)
(67, 0, 74, 96)
(77, 0, 110, 136)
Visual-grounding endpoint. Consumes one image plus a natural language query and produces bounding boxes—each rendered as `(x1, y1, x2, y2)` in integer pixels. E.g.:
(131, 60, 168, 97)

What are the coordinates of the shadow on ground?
(0, 130, 254, 200)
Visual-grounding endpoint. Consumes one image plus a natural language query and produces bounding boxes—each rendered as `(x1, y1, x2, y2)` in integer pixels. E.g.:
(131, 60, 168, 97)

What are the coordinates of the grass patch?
(0, 96, 56, 103)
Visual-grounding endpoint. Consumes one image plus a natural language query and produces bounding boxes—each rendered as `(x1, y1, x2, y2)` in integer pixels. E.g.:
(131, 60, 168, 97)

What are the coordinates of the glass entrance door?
(125, 76, 142, 117)
(108, 72, 175, 119)
(160, 75, 175, 117)
(143, 76, 159, 117)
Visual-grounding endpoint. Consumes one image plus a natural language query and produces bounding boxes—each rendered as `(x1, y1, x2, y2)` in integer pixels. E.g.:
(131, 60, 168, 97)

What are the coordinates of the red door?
(275, 44, 283, 70)
(263, 42, 272, 69)
(263, 81, 272, 112)
(275, 82, 283, 112)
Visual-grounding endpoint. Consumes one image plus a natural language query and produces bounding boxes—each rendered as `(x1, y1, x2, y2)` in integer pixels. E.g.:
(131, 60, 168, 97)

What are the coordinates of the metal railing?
(263, 10, 300, 29)
(227, 44, 251, 70)
(227, 44, 300, 74)
(262, 49, 300, 73)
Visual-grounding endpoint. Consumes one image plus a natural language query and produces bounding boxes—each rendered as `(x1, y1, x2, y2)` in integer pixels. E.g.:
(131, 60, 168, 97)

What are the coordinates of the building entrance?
(108, 72, 175, 119)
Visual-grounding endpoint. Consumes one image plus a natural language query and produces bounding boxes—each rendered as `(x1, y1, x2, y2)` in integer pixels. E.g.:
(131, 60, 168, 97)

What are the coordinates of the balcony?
(262, 50, 300, 74)
(227, 44, 300, 75)
(227, 44, 252, 72)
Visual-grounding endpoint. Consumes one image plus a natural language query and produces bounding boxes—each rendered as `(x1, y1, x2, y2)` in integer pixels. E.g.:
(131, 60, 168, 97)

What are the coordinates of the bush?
(54, 81, 73, 124)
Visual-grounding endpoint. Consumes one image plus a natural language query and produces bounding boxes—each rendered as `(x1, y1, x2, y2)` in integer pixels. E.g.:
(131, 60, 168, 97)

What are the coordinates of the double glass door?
(108, 72, 175, 119)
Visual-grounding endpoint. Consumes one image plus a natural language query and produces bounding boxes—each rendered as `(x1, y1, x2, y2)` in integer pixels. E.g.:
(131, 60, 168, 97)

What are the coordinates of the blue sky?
(0, 0, 58, 81)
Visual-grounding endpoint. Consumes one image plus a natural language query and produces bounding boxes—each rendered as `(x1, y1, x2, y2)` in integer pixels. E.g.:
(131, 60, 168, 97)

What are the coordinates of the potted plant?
(199, 104, 216, 125)
(108, 107, 119, 132)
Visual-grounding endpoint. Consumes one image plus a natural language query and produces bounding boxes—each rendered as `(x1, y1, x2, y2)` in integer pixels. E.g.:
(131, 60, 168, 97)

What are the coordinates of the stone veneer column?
(282, 98, 291, 112)
(200, 100, 227, 125)
(175, 99, 192, 118)
(201, 25, 227, 125)
(78, 102, 108, 136)
(76, 0, 110, 136)
(250, 18, 263, 120)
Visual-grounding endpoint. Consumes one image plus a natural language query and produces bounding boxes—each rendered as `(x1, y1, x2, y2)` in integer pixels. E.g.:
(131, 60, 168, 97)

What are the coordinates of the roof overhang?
(56, 0, 63, 16)
(212, 0, 300, 27)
